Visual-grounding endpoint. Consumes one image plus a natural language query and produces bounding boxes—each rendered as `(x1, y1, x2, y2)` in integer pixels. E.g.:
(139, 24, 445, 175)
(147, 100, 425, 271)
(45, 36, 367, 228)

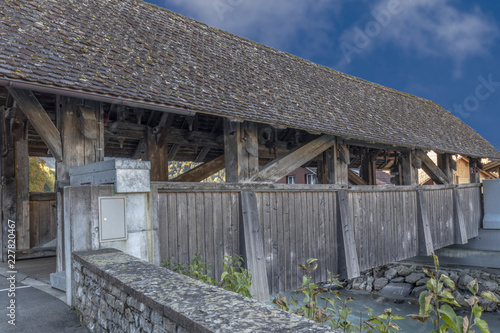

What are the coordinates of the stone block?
(411, 285, 428, 298)
(50, 271, 67, 291)
(405, 273, 425, 284)
(380, 283, 413, 298)
(384, 268, 398, 280)
(396, 265, 414, 277)
(374, 277, 389, 291)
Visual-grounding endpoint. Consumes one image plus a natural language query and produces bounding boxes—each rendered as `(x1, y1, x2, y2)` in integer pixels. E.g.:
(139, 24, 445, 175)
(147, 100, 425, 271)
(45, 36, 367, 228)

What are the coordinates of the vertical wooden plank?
(178, 193, 189, 264)
(269, 192, 278, 294)
(417, 190, 434, 255)
(187, 193, 197, 260)
(29, 201, 39, 248)
(318, 192, 327, 283)
(276, 191, 285, 293)
(14, 123, 30, 249)
(213, 192, 223, 280)
(158, 194, 169, 262)
(240, 191, 270, 302)
(231, 192, 240, 259)
(295, 192, 303, 288)
(453, 188, 468, 244)
(289, 192, 297, 290)
(221, 192, 232, 258)
(195, 192, 206, 260)
(337, 190, 360, 279)
(282, 192, 291, 291)
(167, 193, 178, 262)
(204, 193, 215, 279)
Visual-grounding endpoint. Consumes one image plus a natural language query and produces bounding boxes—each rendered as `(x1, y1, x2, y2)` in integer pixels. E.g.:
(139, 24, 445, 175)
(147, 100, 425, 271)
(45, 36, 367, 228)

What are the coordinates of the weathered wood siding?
(155, 183, 482, 295)
(29, 192, 57, 248)
(456, 185, 482, 238)
(349, 189, 418, 272)
(157, 189, 240, 280)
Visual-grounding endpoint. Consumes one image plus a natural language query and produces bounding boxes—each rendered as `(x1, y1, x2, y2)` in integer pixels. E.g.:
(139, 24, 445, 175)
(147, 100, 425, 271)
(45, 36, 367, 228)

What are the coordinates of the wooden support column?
(14, 116, 30, 250)
(437, 153, 453, 184)
(323, 138, 349, 185)
(417, 190, 434, 256)
(56, 97, 102, 272)
(0, 107, 4, 261)
(360, 149, 377, 185)
(147, 127, 169, 181)
(224, 119, 259, 183)
(172, 155, 225, 182)
(336, 190, 360, 279)
(469, 158, 481, 184)
(416, 150, 451, 185)
(248, 135, 335, 183)
(452, 188, 468, 244)
(401, 150, 419, 186)
(240, 191, 270, 302)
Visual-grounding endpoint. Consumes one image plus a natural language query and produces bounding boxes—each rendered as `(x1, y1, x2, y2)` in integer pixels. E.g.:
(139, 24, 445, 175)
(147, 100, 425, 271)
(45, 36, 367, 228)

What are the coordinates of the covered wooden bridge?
(1, 0, 500, 300)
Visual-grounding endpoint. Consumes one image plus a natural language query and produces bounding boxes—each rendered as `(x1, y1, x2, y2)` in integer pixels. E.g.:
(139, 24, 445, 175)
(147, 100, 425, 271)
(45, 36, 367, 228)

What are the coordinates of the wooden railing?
(153, 183, 482, 295)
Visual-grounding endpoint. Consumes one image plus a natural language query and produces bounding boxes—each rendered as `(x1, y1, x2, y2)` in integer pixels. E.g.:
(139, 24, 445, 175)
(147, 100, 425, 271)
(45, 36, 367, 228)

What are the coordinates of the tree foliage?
(168, 161, 225, 183)
(29, 157, 55, 192)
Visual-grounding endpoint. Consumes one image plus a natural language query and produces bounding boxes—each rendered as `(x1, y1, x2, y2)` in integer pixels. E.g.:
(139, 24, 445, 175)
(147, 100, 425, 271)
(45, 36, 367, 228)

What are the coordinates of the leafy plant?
(162, 252, 252, 298)
(408, 253, 499, 333)
(364, 307, 404, 333)
(219, 255, 252, 298)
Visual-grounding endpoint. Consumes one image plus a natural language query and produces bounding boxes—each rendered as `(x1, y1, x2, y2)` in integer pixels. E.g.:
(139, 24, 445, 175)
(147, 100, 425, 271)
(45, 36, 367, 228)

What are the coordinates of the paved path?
(0, 259, 89, 332)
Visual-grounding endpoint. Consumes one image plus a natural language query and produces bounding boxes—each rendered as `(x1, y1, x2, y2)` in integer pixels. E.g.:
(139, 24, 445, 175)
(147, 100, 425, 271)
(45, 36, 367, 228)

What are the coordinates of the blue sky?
(146, 0, 500, 152)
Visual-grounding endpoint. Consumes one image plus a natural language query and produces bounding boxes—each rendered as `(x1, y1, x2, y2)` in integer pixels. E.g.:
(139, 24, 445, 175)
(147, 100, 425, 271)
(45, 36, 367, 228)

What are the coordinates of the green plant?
(273, 259, 359, 332)
(219, 255, 252, 298)
(162, 252, 252, 298)
(364, 307, 404, 333)
(408, 253, 499, 333)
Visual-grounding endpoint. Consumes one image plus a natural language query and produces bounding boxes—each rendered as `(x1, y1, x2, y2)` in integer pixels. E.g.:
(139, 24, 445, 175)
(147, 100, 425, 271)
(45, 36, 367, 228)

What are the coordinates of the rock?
(453, 291, 469, 307)
(379, 283, 413, 298)
(396, 265, 414, 277)
(480, 280, 498, 293)
(352, 277, 366, 290)
(416, 278, 429, 286)
(374, 277, 389, 291)
(479, 298, 499, 312)
(366, 275, 375, 292)
(450, 272, 459, 284)
(458, 274, 474, 291)
(394, 299, 404, 304)
(391, 277, 405, 283)
(373, 266, 387, 279)
(405, 273, 425, 284)
(374, 296, 388, 303)
(411, 285, 428, 298)
(385, 268, 398, 280)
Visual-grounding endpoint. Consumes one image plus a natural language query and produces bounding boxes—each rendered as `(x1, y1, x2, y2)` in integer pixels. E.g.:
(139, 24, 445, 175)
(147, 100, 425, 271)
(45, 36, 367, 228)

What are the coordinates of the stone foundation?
(344, 263, 500, 313)
(72, 249, 339, 332)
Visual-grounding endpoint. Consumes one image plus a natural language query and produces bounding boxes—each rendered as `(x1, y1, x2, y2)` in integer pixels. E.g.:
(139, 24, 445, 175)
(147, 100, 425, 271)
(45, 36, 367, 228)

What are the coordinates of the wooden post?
(437, 153, 453, 184)
(147, 127, 169, 181)
(336, 190, 360, 279)
(224, 119, 259, 183)
(469, 158, 481, 184)
(401, 150, 419, 186)
(452, 188, 468, 244)
(325, 138, 349, 185)
(417, 190, 434, 256)
(14, 117, 30, 250)
(0, 107, 3, 261)
(360, 149, 377, 185)
(240, 191, 270, 301)
(56, 96, 102, 272)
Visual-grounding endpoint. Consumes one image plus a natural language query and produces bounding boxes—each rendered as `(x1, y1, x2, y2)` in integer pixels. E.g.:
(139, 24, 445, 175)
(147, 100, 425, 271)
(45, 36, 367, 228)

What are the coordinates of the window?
(306, 174, 317, 184)
(287, 175, 295, 184)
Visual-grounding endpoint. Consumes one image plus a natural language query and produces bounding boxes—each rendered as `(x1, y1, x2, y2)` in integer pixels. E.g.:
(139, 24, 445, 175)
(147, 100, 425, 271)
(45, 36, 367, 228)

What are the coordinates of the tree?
(29, 157, 47, 192)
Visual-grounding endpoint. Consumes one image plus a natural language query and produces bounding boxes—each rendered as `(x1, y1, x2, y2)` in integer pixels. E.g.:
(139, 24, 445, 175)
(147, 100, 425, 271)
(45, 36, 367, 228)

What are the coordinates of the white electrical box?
(99, 197, 127, 242)
(483, 179, 500, 229)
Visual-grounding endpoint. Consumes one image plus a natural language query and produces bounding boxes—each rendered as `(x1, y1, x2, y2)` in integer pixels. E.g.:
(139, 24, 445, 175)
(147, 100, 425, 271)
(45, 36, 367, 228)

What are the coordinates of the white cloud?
(161, 0, 342, 51)
(338, 0, 499, 77)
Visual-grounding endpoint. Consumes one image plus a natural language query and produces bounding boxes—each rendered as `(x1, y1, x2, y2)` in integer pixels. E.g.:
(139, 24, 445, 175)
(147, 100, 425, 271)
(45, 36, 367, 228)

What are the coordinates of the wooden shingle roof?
(1, 0, 499, 159)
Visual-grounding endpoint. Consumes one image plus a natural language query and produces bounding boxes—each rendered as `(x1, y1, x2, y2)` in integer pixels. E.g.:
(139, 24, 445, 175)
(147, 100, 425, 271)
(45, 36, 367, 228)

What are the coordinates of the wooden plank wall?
(349, 189, 419, 272)
(255, 190, 338, 295)
(158, 190, 240, 281)
(29, 192, 57, 248)
(156, 184, 482, 295)
(457, 186, 482, 238)
(421, 188, 455, 249)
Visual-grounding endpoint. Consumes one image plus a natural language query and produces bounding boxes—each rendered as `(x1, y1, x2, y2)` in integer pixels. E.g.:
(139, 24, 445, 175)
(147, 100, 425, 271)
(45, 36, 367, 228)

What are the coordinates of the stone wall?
(345, 262, 500, 313)
(72, 249, 339, 333)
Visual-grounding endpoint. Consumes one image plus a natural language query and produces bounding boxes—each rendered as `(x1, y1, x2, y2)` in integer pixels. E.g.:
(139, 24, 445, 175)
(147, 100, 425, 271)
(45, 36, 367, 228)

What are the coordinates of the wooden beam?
(224, 120, 259, 183)
(147, 127, 168, 181)
(167, 144, 180, 161)
(7, 88, 63, 161)
(247, 135, 335, 183)
(437, 153, 453, 183)
(336, 190, 360, 279)
(417, 190, 434, 256)
(324, 138, 349, 185)
(452, 188, 468, 244)
(172, 155, 225, 182)
(416, 150, 450, 185)
(14, 120, 30, 249)
(401, 150, 418, 186)
(77, 105, 98, 140)
(348, 169, 367, 185)
(240, 191, 270, 302)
